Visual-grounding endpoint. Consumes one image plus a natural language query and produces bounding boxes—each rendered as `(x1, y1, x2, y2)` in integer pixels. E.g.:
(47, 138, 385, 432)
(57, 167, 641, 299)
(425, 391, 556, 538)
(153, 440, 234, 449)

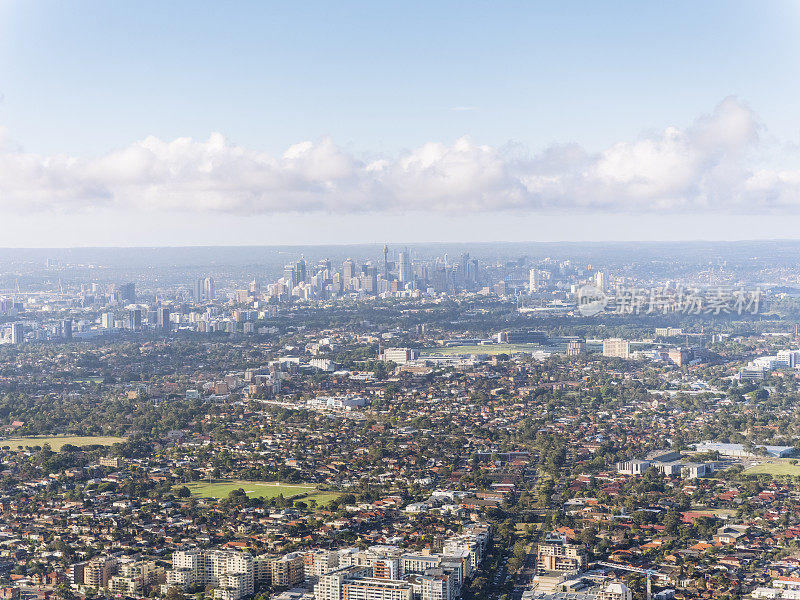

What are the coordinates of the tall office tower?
(249, 279, 260, 296)
(193, 278, 204, 301)
(331, 272, 343, 294)
(203, 277, 215, 301)
(383, 244, 389, 279)
(61, 319, 73, 340)
(10, 323, 23, 344)
(529, 269, 543, 293)
(398, 251, 412, 284)
(101, 312, 114, 329)
(432, 267, 448, 293)
(460, 253, 471, 291)
(594, 271, 606, 291)
(470, 258, 479, 287)
(296, 259, 307, 284)
(283, 265, 297, 288)
(318, 258, 331, 271)
(342, 259, 355, 289)
(119, 282, 136, 305)
(157, 307, 171, 333)
(128, 308, 142, 331)
(361, 265, 378, 295)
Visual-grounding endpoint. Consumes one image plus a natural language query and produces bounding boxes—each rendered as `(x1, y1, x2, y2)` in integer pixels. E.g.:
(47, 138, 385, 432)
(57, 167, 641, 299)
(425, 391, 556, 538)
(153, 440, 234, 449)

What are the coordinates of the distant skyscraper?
(203, 277, 215, 301)
(10, 323, 23, 344)
(283, 265, 297, 288)
(383, 244, 389, 279)
(529, 269, 543, 293)
(101, 312, 114, 329)
(296, 259, 307, 284)
(157, 307, 171, 333)
(119, 282, 136, 305)
(193, 278, 204, 302)
(594, 271, 606, 291)
(61, 318, 73, 340)
(128, 308, 142, 331)
(361, 265, 378, 295)
(398, 251, 412, 284)
(342, 259, 355, 289)
(460, 252, 473, 291)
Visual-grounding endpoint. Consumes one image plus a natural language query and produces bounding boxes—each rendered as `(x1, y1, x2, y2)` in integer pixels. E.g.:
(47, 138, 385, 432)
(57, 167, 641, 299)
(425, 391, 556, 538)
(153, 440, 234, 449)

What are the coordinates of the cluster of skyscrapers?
(264, 247, 481, 301)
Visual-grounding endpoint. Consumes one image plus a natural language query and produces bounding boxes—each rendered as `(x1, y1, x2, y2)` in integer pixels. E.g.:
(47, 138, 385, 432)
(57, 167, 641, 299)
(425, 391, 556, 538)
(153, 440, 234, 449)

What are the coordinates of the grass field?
(182, 480, 340, 505)
(0, 435, 125, 450)
(423, 343, 544, 356)
(744, 460, 800, 476)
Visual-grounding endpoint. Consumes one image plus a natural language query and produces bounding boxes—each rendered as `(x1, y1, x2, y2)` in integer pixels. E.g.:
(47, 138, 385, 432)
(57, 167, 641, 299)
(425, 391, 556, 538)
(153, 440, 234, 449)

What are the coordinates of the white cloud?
(0, 96, 797, 216)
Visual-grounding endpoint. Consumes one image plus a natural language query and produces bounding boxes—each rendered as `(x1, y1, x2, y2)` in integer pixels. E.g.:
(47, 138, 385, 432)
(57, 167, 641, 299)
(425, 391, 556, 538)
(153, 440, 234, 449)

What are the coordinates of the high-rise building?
(594, 271, 606, 291)
(128, 308, 142, 331)
(602, 338, 630, 359)
(83, 556, 118, 589)
(361, 265, 378, 295)
(157, 307, 171, 333)
(167, 549, 254, 600)
(536, 538, 587, 573)
(61, 319, 73, 340)
(296, 259, 307, 284)
(203, 277, 216, 301)
(398, 251, 412, 284)
(529, 269, 543, 293)
(269, 552, 305, 588)
(119, 282, 136, 305)
(459, 253, 473, 291)
(342, 578, 413, 600)
(283, 265, 298, 288)
(10, 323, 24, 344)
(101, 312, 114, 329)
(193, 279, 204, 302)
(343, 259, 356, 289)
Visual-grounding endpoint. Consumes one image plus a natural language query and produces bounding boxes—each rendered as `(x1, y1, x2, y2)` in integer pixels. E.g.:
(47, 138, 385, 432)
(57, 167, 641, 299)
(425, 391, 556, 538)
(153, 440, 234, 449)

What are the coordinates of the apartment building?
(166, 549, 254, 600)
(77, 556, 118, 590)
(270, 552, 305, 588)
(536, 537, 587, 573)
(315, 566, 372, 600)
(304, 550, 340, 581)
(602, 338, 630, 359)
(342, 578, 413, 600)
(109, 559, 163, 596)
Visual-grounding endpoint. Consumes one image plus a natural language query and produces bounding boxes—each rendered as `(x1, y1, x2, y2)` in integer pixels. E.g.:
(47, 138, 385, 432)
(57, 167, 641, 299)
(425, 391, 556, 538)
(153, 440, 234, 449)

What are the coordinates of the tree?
(165, 588, 187, 600)
(56, 582, 74, 600)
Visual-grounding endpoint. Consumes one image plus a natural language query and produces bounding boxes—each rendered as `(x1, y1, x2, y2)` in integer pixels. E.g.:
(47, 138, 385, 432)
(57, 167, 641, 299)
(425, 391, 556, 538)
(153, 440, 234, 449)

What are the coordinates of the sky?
(1, 0, 800, 247)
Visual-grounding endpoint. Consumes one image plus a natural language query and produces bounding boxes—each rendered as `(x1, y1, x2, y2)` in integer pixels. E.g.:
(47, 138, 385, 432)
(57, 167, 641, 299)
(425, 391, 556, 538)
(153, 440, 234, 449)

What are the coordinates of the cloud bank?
(0, 97, 797, 215)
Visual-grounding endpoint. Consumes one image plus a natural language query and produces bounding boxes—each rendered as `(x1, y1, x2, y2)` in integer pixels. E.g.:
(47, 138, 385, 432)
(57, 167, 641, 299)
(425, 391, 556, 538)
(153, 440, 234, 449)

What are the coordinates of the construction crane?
(593, 561, 663, 600)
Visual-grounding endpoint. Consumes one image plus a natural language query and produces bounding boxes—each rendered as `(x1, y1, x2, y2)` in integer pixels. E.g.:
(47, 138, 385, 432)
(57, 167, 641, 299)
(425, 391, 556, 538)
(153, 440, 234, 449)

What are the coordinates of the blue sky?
(1, 0, 800, 246)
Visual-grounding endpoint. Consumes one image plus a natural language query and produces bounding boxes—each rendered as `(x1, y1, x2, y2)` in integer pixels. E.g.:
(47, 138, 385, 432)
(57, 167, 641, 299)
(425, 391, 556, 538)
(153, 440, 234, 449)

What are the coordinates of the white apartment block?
(342, 578, 413, 600)
(304, 550, 341, 581)
(315, 566, 372, 600)
(109, 559, 163, 596)
(166, 549, 254, 600)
